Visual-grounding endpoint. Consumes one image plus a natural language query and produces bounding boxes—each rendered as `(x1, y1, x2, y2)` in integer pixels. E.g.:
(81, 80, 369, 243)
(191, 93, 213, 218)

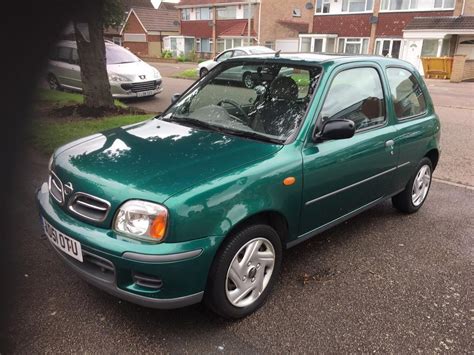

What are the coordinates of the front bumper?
(36, 183, 224, 309)
(110, 80, 163, 99)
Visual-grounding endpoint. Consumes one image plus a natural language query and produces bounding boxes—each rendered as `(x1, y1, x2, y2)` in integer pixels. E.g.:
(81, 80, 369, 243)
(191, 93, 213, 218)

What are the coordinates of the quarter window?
(319, 67, 386, 131)
(386, 68, 427, 119)
(57, 46, 72, 63)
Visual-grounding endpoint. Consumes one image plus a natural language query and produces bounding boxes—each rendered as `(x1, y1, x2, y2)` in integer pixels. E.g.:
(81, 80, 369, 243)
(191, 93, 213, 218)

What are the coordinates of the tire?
(199, 67, 209, 78)
(392, 157, 433, 214)
(204, 224, 282, 319)
(242, 72, 256, 89)
(47, 73, 61, 90)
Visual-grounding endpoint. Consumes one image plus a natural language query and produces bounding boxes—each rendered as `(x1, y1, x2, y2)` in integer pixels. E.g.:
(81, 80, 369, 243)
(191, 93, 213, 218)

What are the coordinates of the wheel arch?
(223, 210, 290, 247)
(425, 148, 439, 170)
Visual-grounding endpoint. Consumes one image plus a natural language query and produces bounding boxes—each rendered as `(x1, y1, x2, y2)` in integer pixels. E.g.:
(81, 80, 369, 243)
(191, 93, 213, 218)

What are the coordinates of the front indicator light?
(114, 200, 168, 242)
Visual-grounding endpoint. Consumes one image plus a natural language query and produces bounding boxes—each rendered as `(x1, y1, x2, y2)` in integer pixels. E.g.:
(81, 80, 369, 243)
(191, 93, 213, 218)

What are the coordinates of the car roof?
(231, 45, 275, 52)
(55, 40, 118, 49)
(226, 52, 414, 68)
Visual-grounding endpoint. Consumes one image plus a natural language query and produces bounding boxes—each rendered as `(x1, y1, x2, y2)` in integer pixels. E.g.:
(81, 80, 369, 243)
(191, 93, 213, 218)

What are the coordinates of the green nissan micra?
(37, 54, 440, 318)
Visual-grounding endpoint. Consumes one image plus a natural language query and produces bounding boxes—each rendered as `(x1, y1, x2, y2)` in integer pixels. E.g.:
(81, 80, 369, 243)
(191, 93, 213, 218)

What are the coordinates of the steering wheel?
(217, 99, 249, 124)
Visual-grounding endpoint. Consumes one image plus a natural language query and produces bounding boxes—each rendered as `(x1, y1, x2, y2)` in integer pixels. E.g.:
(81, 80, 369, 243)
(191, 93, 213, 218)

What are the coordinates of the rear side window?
(319, 67, 386, 131)
(386, 68, 427, 120)
(57, 46, 72, 63)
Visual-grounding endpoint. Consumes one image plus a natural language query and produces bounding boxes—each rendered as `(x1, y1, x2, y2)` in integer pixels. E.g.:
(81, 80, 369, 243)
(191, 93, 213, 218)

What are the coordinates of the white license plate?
(137, 90, 155, 97)
(42, 217, 83, 262)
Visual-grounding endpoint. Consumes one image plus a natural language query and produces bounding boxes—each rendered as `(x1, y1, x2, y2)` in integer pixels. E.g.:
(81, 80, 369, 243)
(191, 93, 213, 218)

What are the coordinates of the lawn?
(173, 68, 199, 80)
(35, 88, 127, 108)
(31, 89, 152, 155)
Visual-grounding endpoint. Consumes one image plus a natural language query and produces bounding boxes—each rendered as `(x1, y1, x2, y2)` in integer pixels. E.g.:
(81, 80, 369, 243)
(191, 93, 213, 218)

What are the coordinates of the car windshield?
(162, 61, 321, 143)
(106, 45, 140, 64)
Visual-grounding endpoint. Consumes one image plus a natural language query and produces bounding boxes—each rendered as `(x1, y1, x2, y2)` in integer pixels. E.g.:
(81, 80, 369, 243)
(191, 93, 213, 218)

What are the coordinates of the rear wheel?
(200, 68, 209, 78)
(47, 73, 61, 90)
(392, 157, 433, 213)
(205, 224, 282, 319)
(242, 72, 256, 89)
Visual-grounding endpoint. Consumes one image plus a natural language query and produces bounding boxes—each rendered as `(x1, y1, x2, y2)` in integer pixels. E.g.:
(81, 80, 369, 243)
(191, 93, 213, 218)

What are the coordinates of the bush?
(161, 50, 173, 59)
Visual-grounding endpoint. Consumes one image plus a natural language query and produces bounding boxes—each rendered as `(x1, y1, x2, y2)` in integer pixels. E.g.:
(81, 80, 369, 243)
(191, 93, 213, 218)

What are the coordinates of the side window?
(319, 67, 385, 131)
(233, 50, 246, 57)
(386, 67, 427, 119)
(216, 51, 233, 62)
(71, 49, 80, 65)
(57, 46, 72, 63)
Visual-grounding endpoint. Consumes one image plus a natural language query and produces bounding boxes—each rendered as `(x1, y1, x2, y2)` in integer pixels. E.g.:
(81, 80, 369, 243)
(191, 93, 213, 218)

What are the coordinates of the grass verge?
(31, 89, 152, 155)
(36, 88, 127, 108)
(30, 114, 152, 155)
(173, 68, 199, 80)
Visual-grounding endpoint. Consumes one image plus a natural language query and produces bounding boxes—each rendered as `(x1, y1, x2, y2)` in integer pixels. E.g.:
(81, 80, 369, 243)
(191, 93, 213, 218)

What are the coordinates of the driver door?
(300, 65, 398, 235)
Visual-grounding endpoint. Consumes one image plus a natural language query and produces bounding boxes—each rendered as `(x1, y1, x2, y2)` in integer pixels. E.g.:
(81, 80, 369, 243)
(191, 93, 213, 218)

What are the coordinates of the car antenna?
(275, 49, 281, 58)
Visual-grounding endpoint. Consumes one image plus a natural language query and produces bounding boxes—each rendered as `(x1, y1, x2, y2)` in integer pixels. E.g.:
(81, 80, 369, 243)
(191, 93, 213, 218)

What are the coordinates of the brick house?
(169, 0, 313, 57)
(298, 0, 474, 77)
(105, 1, 180, 57)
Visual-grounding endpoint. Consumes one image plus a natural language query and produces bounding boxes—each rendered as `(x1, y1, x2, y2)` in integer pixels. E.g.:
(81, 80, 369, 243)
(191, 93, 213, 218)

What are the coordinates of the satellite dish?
(305, 1, 314, 10)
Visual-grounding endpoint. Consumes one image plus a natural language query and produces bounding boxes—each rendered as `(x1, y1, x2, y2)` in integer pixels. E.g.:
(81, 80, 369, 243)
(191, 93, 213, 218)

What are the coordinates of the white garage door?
(275, 39, 298, 53)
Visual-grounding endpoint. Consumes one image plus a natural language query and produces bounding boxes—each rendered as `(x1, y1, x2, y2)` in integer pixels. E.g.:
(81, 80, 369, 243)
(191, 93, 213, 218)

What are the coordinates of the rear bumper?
(36, 183, 224, 309)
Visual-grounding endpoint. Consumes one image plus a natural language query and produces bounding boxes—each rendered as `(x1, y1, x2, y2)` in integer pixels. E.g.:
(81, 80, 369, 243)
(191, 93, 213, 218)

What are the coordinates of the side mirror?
(316, 119, 355, 141)
(171, 93, 181, 104)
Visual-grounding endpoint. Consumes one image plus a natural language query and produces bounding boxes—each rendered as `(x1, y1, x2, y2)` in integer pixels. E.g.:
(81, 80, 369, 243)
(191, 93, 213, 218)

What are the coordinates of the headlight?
(153, 68, 161, 79)
(108, 73, 130, 82)
(48, 154, 54, 171)
(113, 200, 168, 242)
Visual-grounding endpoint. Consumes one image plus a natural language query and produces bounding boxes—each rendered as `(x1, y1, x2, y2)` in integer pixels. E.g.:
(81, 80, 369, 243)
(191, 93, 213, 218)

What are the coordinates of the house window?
(375, 39, 402, 58)
(217, 39, 225, 53)
(243, 5, 254, 18)
(112, 37, 122, 46)
(217, 6, 237, 19)
(201, 38, 212, 52)
(337, 38, 369, 54)
(301, 38, 311, 52)
(322, 0, 331, 13)
(342, 0, 372, 12)
(196, 7, 212, 20)
(195, 38, 201, 52)
(181, 8, 191, 20)
(264, 41, 275, 50)
(381, 0, 454, 10)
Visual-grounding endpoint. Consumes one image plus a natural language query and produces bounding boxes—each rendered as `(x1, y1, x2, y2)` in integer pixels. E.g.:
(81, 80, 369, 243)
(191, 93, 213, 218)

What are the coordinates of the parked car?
(38, 54, 440, 319)
(47, 40, 163, 98)
(197, 45, 276, 87)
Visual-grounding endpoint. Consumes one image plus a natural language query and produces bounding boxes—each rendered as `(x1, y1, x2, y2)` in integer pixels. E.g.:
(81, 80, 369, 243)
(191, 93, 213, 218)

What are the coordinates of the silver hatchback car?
(47, 40, 163, 98)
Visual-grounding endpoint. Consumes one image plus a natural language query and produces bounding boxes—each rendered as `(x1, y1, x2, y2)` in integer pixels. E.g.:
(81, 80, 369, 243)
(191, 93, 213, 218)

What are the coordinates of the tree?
(73, 0, 125, 112)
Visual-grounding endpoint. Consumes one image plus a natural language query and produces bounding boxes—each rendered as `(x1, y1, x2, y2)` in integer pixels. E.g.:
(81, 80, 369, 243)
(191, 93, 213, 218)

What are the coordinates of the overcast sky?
(151, 0, 179, 8)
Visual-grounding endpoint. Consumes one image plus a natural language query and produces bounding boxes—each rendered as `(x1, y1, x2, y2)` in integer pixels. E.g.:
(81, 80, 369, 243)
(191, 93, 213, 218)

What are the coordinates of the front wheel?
(205, 224, 282, 319)
(392, 157, 433, 213)
(47, 73, 61, 90)
(199, 67, 209, 78)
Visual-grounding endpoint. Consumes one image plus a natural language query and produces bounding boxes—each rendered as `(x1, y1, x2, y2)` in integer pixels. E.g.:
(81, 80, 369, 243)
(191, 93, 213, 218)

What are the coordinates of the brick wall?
(123, 42, 148, 55)
(259, 0, 313, 43)
(312, 14, 372, 37)
(377, 11, 453, 37)
(464, 60, 474, 80)
(124, 12, 146, 33)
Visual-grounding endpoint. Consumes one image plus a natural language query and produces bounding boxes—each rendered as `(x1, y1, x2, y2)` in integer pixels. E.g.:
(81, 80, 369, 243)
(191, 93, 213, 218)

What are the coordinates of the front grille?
(132, 272, 163, 290)
(49, 171, 64, 204)
(129, 80, 159, 93)
(68, 192, 111, 222)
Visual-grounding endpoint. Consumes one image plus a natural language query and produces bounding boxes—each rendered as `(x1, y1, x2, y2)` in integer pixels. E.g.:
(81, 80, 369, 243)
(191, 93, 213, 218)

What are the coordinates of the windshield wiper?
(217, 128, 284, 144)
(163, 116, 221, 132)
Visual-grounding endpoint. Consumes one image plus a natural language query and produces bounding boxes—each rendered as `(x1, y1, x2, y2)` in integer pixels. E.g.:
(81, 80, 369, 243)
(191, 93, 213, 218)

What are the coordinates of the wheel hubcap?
(244, 75, 253, 88)
(225, 237, 275, 308)
(411, 164, 431, 206)
(49, 77, 58, 89)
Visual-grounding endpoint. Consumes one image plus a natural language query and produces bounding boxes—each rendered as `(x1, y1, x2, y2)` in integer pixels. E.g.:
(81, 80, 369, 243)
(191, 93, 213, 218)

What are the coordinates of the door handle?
(385, 140, 394, 148)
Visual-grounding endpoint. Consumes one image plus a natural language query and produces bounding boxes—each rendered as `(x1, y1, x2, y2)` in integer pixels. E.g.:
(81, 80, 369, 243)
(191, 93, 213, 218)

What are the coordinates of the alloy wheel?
(225, 237, 275, 308)
(411, 164, 431, 206)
